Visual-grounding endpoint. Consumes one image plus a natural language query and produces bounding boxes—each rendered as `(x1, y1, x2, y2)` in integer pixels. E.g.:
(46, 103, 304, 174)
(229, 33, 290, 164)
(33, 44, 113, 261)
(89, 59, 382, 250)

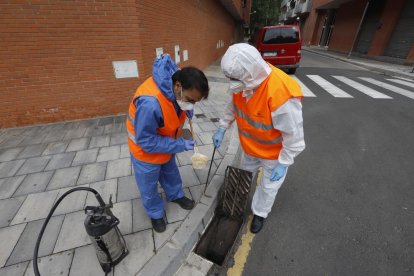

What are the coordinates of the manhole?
(195, 166, 253, 266)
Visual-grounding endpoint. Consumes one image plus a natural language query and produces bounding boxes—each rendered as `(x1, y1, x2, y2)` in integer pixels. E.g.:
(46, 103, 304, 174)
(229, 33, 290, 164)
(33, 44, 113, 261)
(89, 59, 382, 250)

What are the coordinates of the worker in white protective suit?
(212, 43, 305, 233)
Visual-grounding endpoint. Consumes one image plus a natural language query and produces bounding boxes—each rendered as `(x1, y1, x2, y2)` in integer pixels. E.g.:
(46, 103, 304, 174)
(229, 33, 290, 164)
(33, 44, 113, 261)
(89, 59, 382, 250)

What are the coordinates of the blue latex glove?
(186, 110, 194, 119)
(184, 139, 195, 151)
(212, 128, 226, 148)
(270, 164, 287, 181)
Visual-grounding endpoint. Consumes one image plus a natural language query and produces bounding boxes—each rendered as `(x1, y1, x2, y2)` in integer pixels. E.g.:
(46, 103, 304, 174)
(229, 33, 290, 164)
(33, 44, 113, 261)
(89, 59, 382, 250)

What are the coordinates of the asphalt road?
(238, 51, 414, 276)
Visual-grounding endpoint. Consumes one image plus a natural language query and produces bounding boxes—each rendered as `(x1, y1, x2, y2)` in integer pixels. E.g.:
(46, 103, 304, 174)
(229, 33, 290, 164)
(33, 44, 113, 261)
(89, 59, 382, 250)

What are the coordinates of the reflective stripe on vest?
(238, 127, 282, 145)
(233, 103, 273, 131)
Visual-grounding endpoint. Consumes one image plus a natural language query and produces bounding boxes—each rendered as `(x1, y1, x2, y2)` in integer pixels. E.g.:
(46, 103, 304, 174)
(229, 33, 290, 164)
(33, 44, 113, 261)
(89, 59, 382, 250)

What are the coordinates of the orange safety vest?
(233, 64, 303, 160)
(126, 77, 186, 164)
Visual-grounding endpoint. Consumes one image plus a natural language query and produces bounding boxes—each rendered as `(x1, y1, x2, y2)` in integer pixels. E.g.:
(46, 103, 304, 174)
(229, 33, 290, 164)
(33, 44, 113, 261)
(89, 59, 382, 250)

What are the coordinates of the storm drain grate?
(221, 166, 253, 219)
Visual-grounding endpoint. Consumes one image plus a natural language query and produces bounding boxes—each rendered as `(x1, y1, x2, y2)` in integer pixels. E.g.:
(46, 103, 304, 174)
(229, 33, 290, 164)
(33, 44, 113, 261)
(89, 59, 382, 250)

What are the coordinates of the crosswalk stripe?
(359, 77, 414, 100)
(291, 76, 316, 97)
(307, 75, 353, 98)
(386, 78, 414, 89)
(333, 76, 392, 99)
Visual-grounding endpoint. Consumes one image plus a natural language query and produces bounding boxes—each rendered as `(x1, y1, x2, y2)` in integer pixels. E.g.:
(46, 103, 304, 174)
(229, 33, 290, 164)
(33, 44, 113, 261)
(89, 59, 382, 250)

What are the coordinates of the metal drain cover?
(220, 166, 253, 220)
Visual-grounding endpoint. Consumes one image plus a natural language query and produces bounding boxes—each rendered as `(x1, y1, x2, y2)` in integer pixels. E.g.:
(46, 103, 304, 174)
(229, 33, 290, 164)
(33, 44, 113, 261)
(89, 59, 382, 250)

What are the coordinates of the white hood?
(221, 43, 272, 90)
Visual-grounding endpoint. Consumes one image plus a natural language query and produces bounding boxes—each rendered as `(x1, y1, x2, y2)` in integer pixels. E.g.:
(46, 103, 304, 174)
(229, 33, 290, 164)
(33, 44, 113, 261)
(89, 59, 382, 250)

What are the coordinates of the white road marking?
(333, 76, 392, 99)
(359, 77, 414, 99)
(307, 75, 353, 98)
(387, 78, 414, 89)
(291, 76, 316, 97)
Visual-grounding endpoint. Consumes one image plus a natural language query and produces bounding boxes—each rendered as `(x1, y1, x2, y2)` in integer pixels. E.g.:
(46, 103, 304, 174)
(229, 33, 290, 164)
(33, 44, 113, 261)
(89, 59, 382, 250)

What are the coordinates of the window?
(262, 28, 299, 44)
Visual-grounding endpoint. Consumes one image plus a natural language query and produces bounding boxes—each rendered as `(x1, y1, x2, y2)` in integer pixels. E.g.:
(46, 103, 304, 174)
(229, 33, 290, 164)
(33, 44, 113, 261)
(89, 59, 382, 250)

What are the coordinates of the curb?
(302, 48, 414, 80)
(136, 127, 240, 276)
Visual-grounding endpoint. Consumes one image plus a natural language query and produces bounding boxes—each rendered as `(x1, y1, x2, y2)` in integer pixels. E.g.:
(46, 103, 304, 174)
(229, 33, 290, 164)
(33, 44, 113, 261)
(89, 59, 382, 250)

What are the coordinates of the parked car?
(250, 25, 302, 74)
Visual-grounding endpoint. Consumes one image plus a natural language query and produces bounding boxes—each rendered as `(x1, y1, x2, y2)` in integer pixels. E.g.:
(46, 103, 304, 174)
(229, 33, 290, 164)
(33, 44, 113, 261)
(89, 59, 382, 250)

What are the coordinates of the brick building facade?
(0, 0, 251, 128)
(281, 0, 414, 65)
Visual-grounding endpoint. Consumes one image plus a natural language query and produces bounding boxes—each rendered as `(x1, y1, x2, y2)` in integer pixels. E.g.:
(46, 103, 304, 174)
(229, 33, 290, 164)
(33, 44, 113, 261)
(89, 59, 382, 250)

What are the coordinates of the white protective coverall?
(220, 43, 305, 218)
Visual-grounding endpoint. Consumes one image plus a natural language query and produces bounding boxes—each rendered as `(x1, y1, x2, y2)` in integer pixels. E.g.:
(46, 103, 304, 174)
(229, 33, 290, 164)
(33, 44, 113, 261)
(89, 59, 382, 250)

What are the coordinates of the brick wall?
(0, 0, 236, 128)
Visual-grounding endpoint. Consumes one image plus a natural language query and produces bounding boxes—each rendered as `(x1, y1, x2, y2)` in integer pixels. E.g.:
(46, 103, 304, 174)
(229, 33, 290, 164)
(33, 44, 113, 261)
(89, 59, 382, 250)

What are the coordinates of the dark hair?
(172, 67, 209, 99)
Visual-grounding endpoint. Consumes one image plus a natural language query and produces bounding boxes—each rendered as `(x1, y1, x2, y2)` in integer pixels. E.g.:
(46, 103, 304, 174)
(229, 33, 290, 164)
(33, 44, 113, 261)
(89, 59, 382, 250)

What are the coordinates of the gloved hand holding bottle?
(270, 163, 287, 181)
(212, 127, 226, 148)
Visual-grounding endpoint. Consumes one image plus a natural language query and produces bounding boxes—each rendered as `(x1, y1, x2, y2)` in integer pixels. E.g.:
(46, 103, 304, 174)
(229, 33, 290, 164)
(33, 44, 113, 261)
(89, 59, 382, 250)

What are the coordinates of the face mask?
(229, 80, 246, 93)
(177, 87, 194, 111)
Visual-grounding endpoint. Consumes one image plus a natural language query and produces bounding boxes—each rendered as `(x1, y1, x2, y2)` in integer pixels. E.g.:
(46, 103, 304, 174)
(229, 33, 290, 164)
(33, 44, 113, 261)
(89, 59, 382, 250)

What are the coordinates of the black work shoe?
(172, 196, 195, 210)
(151, 218, 166, 233)
(250, 215, 265, 233)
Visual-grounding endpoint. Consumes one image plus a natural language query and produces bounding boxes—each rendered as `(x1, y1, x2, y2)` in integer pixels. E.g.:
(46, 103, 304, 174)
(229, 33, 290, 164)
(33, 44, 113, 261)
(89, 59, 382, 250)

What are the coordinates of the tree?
(250, 0, 281, 36)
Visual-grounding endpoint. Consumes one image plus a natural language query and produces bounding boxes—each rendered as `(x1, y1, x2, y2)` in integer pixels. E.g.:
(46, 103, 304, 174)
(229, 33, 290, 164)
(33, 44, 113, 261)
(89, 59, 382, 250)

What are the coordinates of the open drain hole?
(195, 166, 253, 266)
(195, 212, 242, 265)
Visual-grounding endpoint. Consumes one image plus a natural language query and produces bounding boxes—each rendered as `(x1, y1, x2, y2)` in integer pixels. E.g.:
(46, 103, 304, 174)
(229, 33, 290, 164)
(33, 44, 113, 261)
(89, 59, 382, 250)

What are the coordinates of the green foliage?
(250, 0, 281, 35)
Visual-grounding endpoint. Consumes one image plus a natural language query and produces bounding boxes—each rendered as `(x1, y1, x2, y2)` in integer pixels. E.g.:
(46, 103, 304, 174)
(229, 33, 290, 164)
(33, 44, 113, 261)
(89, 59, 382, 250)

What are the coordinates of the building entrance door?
(319, 9, 336, 47)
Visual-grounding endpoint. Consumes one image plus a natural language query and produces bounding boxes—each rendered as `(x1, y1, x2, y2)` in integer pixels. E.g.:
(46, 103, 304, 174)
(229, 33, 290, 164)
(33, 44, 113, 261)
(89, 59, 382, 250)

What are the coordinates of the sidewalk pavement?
(0, 61, 238, 276)
(303, 46, 414, 80)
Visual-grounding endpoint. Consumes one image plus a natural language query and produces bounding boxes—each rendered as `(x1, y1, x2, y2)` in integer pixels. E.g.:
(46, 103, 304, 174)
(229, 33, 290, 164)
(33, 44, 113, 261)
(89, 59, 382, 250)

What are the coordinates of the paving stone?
(197, 131, 215, 145)
(68, 245, 102, 276)
(114, 115, 126, 124)
(0, 160, 25, 178)
(77, 162, 107, 185)
(106, 158, 131, 179)
(6, 215, 64, 266)
(198, 121, 218, 132)
(189, 184, 207, 203)
(0, 262, 29, 276)
(98, 117, 114, 126)
(0, 136, 25, 148)
(44, 152, 76, 171)
(83, 125, 105, 137)
(0, 175, 25, 200)
(17, 144, 47, 159)
(109, 132, 127, 145)
(24, 250, 74, 276)
(0, 196, 25, 228)
(96, 145, 120, 162)
(85, 179, 117, 206)
(77, 118, 99, 129)
(42, 141, 69, 155)
(0, 224, 26, 267)
(176, 151, 194, 166)
(46, 166, 81, 190)
(65, 137, 90, 152)
(71, 148, 98, 166)
(13, 171, 53, 197)
(114, 230, 154, 276)
(0, 147, 23, 162)
(53, 211, 91, 253)
(179, 165, 200, 187)
(117, 175, 140, 202)
(11, 190, 59, 225)
(165, 189, 192, 223)
(132, 198, 152, 232)
(54, 184, 89, 215)
(16, 156, 51, 175)
(63, 128, 87, 140)
(120, 144, 130, 158)
(154, 221, 181, 250)
(194, 161, 217, 185)
(88, 135, 110, 149)
(104, 123, 123, 134)
(42, 130, 66, 143)
(112, 200, 133, 235)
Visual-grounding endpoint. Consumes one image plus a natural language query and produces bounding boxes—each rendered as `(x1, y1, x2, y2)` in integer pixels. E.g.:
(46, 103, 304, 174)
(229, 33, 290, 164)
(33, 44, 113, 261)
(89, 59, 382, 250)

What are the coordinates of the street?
(238, 51, 414, 275)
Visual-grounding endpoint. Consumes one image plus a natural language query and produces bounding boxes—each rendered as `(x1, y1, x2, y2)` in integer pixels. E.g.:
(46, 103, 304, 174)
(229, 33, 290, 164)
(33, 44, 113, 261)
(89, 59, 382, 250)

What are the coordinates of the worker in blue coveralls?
(126, 54, 209, 233)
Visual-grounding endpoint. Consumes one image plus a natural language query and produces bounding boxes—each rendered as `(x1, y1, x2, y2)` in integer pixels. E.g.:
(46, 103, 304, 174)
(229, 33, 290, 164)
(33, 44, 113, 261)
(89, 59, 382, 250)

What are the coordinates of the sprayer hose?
(33, 187, 104, 276)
